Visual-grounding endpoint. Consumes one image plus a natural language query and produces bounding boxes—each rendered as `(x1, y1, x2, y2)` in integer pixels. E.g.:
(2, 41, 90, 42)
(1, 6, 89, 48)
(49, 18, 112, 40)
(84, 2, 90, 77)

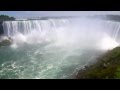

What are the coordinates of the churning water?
(0, 17, 120, 79)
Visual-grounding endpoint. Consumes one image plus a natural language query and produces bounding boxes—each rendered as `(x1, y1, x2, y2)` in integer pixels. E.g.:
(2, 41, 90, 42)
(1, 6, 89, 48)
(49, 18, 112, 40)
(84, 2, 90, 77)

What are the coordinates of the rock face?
(0, 37, 13, 47)
(0, 21, 4, 35)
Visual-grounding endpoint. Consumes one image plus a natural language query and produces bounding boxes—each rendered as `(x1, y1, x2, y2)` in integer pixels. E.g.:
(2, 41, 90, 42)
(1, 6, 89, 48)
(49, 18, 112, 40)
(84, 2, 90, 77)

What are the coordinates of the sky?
(0, 11, 120, 18)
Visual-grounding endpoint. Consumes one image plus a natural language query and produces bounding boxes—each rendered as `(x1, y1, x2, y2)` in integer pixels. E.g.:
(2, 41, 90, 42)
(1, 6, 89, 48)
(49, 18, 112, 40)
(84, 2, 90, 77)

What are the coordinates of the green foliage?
(115, 67, 120, 79)
(0, 15, 15, 21)
(0, 15, 15, 35)
(76, 47, 120, 79)
(90, 15, 120, 22)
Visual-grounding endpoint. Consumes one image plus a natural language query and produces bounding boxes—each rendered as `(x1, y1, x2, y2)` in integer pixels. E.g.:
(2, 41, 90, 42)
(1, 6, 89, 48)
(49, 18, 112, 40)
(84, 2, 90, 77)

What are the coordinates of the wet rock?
(0, 37, 13, 47)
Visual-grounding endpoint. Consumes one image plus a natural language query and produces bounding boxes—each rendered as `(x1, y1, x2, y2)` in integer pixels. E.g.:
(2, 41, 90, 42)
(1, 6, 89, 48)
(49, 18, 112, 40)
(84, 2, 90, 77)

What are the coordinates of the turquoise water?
(0, 42, 103, 79)
(1, 18, 118, 79)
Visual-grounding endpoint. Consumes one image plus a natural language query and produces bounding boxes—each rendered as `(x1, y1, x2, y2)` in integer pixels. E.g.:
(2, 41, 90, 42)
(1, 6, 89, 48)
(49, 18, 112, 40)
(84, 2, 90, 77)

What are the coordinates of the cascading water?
(2, 19, 69, 36)
(0, 17, 120, 79)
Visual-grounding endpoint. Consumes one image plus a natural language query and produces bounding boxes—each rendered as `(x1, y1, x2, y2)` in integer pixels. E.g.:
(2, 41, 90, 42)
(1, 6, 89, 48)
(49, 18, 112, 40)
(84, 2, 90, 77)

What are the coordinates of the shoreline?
(75, 47, 120, 79)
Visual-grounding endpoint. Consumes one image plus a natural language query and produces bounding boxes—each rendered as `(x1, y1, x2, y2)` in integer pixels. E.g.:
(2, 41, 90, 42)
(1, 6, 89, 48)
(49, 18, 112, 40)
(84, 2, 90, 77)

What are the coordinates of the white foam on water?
(99, 34, 119, 50)
(1, 18, 120, 79)
(10, 43, 18, 49)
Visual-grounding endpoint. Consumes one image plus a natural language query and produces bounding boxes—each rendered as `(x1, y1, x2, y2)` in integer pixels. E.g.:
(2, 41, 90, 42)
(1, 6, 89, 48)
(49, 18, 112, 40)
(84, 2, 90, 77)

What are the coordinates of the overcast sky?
(0, 11, 120, 18)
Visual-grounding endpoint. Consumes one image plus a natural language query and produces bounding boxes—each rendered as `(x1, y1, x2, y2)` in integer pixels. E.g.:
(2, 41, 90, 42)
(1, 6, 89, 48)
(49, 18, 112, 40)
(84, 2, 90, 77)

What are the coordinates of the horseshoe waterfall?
(0, 17, 120, 79)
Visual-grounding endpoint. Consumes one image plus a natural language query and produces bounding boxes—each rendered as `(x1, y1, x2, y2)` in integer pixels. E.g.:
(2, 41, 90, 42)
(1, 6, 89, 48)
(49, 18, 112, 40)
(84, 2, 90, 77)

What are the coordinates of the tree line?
(0, 15, 15, 21)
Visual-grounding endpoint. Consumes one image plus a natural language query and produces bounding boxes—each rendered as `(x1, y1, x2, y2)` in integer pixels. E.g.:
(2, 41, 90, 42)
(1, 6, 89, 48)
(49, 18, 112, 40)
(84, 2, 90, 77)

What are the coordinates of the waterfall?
(1, 17, 120, 79)
(2, 18, 120, 46)
(2, 19, 69, 37)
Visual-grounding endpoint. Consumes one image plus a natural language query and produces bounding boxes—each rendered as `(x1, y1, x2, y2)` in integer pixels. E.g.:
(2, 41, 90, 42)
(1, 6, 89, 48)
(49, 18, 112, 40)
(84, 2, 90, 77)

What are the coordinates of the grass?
(76, 47, 120, 79)
(115, 67, 120, 79)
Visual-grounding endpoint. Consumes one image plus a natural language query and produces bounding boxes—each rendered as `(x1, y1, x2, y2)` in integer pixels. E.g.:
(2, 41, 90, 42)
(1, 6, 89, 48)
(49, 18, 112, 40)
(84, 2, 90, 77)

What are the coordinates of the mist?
(0, 14, 120, 79)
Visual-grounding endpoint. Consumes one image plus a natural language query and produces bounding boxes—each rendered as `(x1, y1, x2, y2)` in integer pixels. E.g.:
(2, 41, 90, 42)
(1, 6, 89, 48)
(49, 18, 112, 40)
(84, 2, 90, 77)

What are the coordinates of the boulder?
(0, 37, 13, 47)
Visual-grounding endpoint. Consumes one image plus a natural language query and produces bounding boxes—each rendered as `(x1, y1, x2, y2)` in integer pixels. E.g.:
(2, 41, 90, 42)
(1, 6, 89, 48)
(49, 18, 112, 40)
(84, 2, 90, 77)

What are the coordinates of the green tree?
(0, 15, 15, 21)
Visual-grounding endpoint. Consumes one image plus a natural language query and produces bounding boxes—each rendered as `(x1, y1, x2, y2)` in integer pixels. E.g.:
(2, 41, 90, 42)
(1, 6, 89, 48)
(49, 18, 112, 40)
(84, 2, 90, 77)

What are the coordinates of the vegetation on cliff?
(0, 15, 15, 21)
(0, 15, 15, 35)
(89, 15, 120, 22)
(76, 47, 120, 79)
